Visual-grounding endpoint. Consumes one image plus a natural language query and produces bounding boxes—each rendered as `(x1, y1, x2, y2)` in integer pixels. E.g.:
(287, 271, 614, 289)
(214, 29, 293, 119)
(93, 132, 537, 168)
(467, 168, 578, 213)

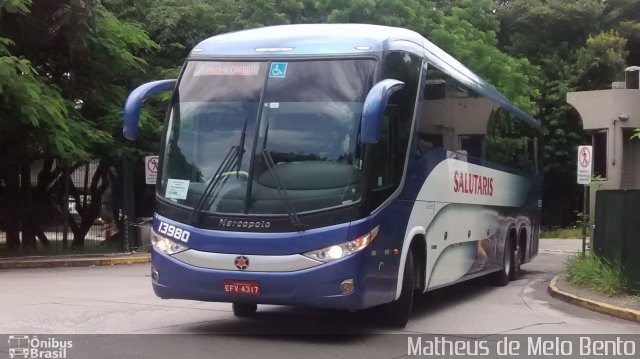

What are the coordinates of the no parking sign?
(145, 156, 159, 185)
(576, 146, 592, 185)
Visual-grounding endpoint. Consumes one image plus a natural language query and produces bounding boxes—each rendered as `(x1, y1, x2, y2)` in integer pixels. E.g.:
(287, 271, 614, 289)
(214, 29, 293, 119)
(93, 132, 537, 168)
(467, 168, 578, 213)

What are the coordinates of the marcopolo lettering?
(218, 218, 271, 229)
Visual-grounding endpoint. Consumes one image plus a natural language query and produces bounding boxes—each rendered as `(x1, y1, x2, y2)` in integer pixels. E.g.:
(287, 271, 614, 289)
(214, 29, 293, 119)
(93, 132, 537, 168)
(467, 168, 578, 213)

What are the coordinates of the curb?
(548, 275, 640, 323)
(0, 254, 150, 270)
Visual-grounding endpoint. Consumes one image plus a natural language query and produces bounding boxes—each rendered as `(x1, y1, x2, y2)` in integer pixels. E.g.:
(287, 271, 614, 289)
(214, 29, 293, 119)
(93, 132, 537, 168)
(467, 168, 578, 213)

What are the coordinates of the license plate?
(224, 280, 260, 295)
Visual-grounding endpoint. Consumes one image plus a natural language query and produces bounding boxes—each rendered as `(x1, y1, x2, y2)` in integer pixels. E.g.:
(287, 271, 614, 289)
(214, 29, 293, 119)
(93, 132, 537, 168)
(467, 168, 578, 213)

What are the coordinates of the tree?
(0, 0, 157, 250)
(603, 0, 640, 66)
(574, 30, 628, 90)
(0, 0, 90, 250)
(496, 0, 640, 226)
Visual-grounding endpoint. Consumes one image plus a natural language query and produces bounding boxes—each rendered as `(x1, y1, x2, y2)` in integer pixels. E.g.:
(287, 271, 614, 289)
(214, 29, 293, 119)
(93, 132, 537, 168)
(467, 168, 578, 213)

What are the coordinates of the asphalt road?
(1, 239, 638, 359)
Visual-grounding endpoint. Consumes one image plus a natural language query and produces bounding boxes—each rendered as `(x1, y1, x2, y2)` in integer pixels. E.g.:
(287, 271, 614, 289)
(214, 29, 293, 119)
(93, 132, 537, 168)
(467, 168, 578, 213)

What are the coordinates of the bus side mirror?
(360, 79, 405, 144)
(123, 79, 177, 140)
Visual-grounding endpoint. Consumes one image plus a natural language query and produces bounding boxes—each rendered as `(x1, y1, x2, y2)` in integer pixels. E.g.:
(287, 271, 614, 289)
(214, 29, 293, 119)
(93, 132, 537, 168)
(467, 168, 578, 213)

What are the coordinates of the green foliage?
(104, 0, 539, 115)
(0, 0, 158, 162)
(0, 0, 31, 13)
(574, 30, 628, 90)
(426, 1, 539, 114)
(0, 0, 160, 250)
(603, 0, 640, 66)
(0, 34, 83, 161)
(540, 227, 583, 239)
(567, 253, 633, 296)
(2, 0, 639, 251)
(313, 0, 539, 113)
(632, 129, 640, 140)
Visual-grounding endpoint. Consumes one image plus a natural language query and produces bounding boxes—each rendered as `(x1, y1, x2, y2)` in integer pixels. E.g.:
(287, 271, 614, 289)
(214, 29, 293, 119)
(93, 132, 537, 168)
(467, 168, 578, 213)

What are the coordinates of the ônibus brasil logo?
(7, 335, 73, 359)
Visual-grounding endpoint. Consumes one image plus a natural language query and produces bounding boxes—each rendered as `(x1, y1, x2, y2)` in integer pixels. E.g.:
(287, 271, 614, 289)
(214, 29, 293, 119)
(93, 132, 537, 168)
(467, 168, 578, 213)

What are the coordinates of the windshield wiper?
(236, 117, 248, 177)
(190, 117, 249, 225)
(189, 146, 239, 225)
(261, 148, 307, 230)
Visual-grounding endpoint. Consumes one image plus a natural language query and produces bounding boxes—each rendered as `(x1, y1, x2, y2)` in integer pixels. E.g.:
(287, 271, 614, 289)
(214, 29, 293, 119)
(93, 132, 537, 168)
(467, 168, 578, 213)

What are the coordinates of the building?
(566, 66, 640, 219)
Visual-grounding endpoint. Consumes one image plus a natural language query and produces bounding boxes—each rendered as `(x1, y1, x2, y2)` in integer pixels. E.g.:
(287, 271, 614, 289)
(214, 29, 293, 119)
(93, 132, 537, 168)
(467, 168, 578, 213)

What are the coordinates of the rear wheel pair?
(491, 238, 522, 286)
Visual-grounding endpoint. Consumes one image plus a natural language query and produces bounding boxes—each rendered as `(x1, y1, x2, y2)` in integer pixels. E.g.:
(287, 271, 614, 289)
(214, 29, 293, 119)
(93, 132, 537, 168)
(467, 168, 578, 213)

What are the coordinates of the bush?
(541, 227, 584, 239)
(566, 253, 632, 296)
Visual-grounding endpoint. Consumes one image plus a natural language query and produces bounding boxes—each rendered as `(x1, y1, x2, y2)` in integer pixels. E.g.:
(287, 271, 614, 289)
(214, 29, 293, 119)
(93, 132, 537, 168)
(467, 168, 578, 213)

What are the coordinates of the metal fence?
(0, 159, 126, 255)
(0, 205, 116, 252)
(593, 190, 640, 285)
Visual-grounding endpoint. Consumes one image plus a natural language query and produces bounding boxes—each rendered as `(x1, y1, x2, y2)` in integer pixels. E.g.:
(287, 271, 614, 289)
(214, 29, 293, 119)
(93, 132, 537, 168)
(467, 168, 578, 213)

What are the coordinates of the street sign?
(145, 155, 159, 185)
(577, 145, 593, 185)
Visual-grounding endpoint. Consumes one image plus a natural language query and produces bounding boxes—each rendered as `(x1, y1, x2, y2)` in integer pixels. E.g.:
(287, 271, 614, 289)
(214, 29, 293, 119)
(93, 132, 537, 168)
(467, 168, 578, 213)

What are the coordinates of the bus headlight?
(304, 226, 379, 262)
(151, 231, 188, 255)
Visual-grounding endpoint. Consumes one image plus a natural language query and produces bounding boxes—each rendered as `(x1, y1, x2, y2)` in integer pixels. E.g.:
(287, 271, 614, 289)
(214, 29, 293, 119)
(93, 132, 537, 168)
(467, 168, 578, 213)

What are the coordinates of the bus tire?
(380, 250, 415, 328)
(511, 243, 522, 281)
(491, 238, 512, 286)
(232, 303, 257, 317)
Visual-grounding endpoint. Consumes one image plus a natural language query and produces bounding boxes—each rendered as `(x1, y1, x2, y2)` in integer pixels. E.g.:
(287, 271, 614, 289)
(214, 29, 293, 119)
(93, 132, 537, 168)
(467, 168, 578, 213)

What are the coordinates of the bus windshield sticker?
(269, 62, 287, 78)
(165, 179, 190, 200)
(193, 62, 260, 77)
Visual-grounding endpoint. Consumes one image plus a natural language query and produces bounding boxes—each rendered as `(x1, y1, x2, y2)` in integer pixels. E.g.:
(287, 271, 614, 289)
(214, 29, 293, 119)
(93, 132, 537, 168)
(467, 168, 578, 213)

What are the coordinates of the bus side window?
(371, 110, 395, 190)
(485, 110, 538, 174)
(369, 51, 421, 209)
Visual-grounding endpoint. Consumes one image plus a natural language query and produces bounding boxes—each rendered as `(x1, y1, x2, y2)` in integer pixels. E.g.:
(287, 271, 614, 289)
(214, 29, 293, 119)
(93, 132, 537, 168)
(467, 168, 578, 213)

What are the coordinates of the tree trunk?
(69, 160, 111, 248)
(34, 227, 51, 248)
(2, 163, 21, 251)
(21, 161, 37, 251)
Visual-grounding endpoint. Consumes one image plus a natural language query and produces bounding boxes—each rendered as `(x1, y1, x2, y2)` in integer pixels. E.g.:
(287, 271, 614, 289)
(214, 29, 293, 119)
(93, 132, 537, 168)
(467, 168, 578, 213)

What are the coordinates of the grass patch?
(566, 253, 633, 296)
(541, 226, 584, 239)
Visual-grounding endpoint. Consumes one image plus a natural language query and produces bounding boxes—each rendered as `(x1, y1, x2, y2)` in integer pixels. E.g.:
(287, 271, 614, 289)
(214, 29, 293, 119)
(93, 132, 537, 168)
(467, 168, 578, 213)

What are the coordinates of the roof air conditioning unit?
(625, 66, 640, 89)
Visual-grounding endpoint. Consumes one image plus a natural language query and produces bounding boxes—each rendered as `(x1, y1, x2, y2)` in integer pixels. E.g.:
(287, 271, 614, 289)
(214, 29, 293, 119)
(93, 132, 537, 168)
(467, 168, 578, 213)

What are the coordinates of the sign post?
(577, 146, 593, 255)
(145, 156, 159, 185)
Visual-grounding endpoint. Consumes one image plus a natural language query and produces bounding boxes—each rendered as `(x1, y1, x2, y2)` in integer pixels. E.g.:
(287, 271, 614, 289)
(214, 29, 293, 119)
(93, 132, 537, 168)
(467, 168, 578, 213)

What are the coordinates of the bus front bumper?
(150, 248, 389, 311)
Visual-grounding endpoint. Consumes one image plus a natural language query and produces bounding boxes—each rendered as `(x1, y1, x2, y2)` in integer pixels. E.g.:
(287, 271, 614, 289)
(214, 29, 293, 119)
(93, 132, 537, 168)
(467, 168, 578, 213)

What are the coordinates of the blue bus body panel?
(151, 208, 411, 310)
(152, 248, 380, 309)
(154, 214, 357, 255)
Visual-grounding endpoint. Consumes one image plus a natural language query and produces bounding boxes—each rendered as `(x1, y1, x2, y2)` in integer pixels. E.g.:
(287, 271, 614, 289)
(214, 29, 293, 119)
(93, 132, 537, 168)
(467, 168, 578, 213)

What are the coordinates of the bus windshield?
(159, 59, 377, 215)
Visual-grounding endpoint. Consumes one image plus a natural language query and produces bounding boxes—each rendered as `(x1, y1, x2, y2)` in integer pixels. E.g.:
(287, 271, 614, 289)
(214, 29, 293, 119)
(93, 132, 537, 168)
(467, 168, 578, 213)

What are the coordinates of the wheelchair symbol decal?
(269, 63, 287, 78)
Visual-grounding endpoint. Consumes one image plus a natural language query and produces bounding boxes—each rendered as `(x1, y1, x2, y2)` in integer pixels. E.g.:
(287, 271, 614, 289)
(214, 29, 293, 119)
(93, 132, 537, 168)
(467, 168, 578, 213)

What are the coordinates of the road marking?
(539, 249, 583, 254)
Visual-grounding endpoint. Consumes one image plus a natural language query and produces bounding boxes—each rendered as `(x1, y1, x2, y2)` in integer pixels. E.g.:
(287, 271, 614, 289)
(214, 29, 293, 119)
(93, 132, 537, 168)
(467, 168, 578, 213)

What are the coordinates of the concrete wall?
(566, 88, 640, 225)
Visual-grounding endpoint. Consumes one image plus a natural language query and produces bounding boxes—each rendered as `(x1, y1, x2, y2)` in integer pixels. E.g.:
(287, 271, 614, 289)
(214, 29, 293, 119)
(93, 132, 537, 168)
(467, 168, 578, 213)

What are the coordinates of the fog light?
(340, 279, 354, 295)
(151, 267, 160, 283)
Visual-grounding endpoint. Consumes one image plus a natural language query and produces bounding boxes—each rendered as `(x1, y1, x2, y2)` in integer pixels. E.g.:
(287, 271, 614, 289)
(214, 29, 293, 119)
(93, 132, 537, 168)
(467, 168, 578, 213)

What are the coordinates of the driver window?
(370, 51, 421, 209)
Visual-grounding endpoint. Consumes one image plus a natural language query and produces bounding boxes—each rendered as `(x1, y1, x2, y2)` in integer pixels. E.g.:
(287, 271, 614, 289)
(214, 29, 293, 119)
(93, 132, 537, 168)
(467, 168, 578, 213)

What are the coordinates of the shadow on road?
(179, 275, 503, 336)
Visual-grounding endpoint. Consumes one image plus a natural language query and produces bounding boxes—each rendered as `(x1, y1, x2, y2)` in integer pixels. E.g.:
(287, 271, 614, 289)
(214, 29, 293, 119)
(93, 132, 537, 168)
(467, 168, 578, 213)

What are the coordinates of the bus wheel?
(511, 244, 522, 280)
(232, 303, 257, 317)
(491, 239, 512, 286)
(380, 251, 414, 328)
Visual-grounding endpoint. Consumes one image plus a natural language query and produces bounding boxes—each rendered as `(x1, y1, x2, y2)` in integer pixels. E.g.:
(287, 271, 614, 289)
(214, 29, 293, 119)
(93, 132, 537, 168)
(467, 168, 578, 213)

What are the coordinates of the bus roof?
(191, 24, 538, 128)
(191, 24, 422, 57)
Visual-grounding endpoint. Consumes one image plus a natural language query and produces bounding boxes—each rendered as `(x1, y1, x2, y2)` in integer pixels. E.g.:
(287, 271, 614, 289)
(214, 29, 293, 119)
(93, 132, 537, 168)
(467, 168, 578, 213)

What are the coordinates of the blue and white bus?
(123, 24, 542, 327)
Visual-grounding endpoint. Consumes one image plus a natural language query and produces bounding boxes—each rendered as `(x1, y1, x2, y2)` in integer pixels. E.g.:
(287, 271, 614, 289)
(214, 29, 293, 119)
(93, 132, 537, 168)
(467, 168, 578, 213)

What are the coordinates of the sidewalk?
(549, 275, 640, 323)
(0, 252, 150, 269)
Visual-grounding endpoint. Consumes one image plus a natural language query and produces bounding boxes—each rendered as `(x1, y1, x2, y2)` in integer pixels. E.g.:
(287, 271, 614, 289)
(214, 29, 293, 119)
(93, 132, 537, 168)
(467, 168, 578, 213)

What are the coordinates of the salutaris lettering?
(453, 170, 493, 196)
